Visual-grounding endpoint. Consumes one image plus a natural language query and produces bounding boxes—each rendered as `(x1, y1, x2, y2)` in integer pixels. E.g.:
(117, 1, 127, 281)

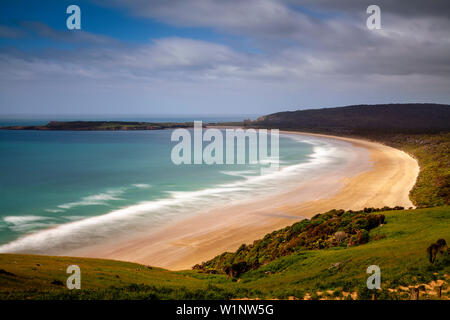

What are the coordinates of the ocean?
(0, 117, 357, 255)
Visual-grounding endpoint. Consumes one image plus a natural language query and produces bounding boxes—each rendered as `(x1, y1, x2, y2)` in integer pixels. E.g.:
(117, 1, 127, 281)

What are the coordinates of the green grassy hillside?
(1, 206, 449, 300)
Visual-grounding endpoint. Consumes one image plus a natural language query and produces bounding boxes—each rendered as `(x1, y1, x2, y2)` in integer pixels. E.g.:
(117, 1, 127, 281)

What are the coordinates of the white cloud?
(106, 0, 313, 36)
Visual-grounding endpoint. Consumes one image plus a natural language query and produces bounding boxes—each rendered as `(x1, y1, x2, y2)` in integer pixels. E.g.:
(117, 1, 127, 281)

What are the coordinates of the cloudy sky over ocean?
(0, 0, 449, 115)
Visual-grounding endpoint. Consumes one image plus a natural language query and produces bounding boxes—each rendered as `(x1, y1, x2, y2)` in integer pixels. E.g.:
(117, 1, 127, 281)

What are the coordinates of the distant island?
(0, 121, 194, 131)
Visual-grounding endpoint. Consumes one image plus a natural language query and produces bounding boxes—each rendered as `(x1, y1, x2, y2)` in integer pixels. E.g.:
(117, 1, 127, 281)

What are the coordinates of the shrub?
(195, 208, 392, 274)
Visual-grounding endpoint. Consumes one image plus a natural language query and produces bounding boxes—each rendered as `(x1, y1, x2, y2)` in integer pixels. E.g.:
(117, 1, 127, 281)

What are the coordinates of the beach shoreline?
(70, 131, 419, 270)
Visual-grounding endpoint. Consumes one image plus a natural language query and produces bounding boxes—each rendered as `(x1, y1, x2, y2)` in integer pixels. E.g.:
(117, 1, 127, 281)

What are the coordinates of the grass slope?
(1, 207, 449, 300)
(235, 206, 449, 300)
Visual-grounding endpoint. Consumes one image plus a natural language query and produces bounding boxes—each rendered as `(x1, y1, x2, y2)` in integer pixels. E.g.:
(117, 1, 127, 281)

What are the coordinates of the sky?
(0, 0, 449, 116)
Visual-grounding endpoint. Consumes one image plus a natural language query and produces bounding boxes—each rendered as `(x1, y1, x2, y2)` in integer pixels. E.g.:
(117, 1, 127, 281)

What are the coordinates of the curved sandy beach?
(75, 132, 419, 270)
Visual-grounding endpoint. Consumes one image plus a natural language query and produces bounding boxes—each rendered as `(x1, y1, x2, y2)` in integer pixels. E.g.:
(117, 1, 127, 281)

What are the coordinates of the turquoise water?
(1, 126, 347, 254)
